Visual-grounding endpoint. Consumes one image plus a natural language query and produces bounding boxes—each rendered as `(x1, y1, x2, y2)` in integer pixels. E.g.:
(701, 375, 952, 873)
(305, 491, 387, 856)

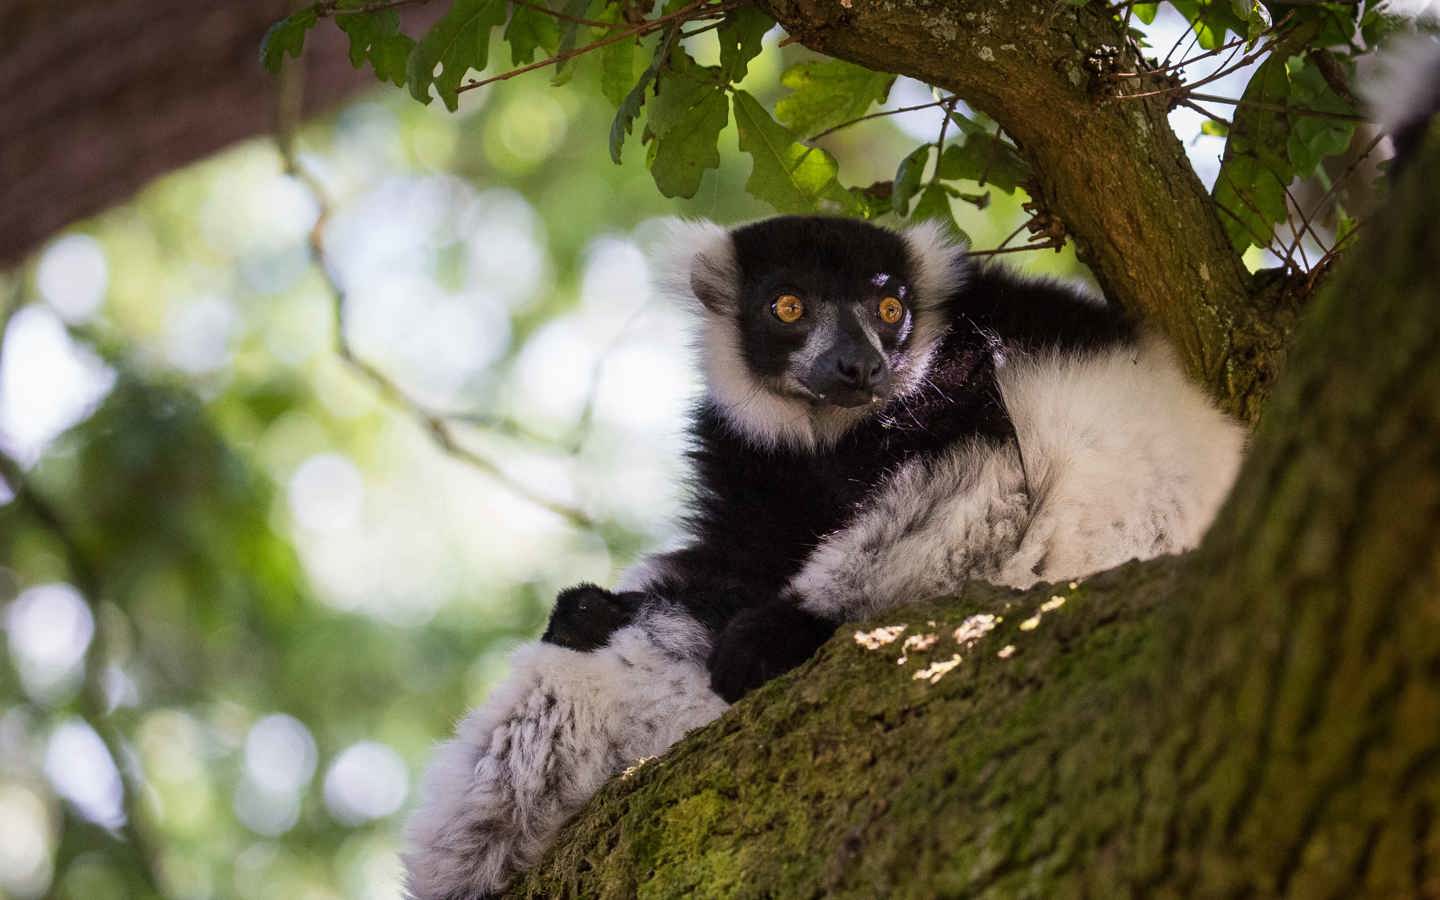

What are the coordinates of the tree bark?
(0, 0, 435, 270)
(758, 0, 1294, 421)
(512, 135, 1440, 897)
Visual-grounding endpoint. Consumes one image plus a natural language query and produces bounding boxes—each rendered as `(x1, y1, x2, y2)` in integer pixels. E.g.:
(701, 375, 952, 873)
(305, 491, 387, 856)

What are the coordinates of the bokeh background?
(0, 10, 1283, 899)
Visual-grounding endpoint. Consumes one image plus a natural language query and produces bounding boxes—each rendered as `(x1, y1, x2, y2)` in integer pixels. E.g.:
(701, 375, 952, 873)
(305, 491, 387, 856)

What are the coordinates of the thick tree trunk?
(0, 0, 435, 269)
(759, 0, 1293, 421)
(512, 135, 1440, 896)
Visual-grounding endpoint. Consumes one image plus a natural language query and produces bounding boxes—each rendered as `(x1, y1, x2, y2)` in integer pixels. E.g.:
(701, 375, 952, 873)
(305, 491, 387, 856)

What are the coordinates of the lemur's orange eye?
(878, 296, 905, 325)
(773, 294, 805, 323)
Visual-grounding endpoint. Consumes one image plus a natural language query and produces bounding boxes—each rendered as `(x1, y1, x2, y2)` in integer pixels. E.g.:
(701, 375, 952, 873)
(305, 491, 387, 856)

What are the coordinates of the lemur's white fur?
(1361, 34, 1440, 136)
(792, 334, 1245, 618)
(993, 334, 1244, 586)
(405, 219, 1246, 897)
(403, 607, 723, 899)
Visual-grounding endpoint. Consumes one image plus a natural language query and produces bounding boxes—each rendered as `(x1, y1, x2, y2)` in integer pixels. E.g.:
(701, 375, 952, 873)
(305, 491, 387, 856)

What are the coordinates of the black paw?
(707, 602, 837, 703)
(541, 583, 645, 651)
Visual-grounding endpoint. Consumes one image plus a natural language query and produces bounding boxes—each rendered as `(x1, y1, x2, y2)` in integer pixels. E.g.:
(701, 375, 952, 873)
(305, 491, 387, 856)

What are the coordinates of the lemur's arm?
(707, 439, 1031, 700)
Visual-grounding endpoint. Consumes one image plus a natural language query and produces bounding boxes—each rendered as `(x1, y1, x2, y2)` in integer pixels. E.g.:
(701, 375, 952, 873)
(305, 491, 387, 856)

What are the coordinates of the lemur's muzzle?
(803, 339, 890, 407)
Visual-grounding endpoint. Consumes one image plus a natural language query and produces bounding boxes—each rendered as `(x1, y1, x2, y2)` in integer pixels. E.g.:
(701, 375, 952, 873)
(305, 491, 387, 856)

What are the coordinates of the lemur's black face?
(726, 217, 920, 408)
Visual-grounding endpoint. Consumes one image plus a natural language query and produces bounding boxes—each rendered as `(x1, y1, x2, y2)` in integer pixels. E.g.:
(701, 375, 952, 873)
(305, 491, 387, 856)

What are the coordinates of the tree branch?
(755, 0, 1280, 421)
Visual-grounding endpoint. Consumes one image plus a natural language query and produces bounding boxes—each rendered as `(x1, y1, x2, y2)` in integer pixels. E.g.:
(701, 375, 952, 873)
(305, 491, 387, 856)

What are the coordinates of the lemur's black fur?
(541, 216, 1134, 699)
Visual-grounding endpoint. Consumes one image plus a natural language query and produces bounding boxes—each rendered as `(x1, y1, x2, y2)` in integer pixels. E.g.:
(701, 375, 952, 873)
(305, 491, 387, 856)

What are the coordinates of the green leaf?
(643, 48, 727, 197)
(337, 10, 416, 86)
(1201, 119, 1229, 137)
(648, 90, 728, 197)
(891, 145, 930, 217)
(1168, 0, 1248, 50)
(550, 0, 596, 86)
(847, 182, 894, 219)
(1132, 2, 1159, 24)
(945, 109, 989, 138)
(609, 37, 667, 164)
(716, 7, 773, 83)
(773, 60, 895, 139)
(909, 183, 967, 242)
(936, 133, 1030, 192)
(600, 31, 637, 107)
(504, 2, 561, 65)
(1212, 54, 1293, 252)
(406, 0, 508, 111)
(260, 8, 319, 74)
(733, 90, 853, 214)
(1284, 56, 1357, 178)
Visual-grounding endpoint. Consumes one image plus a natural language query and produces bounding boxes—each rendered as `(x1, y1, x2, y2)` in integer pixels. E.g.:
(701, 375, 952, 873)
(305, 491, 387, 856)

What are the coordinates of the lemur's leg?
(708, 441, 1030, 701)
(404, 605, 727, 899)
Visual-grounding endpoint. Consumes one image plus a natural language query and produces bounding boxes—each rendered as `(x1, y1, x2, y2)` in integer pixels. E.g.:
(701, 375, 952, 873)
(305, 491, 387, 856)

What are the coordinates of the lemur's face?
(657, 215, 962, 449)
(724, 217, 917, 408)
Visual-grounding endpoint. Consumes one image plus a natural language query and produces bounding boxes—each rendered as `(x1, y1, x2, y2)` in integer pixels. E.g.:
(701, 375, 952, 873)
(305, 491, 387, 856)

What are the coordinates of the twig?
(992, 220, 1030, 252)
(969, 238, 1065, 257)
(1302, 131, 1385, 228)
(976, 124, 1007, 188)
(315, 0, 432, 16)
(0, 442, 168, 896)
(1107, 35, 1251, 79)
(281, 162, 594, 528)
(1177, 97, 1231, 128)
(807, 99, 952, 142)
(1161, 21, 1202, 69)
(456, 0, 739, 95)
(927, 98, 959, 190)
(1305, 217, 1362, 291)
(1278, 176, 1325, 266)
(1121, 37, 1275, 101)
(680, 19, 725, 38)
(510, 0, 613, 29)
(1188, 91, 1367, 122)
(1213, 171, 1296, 268)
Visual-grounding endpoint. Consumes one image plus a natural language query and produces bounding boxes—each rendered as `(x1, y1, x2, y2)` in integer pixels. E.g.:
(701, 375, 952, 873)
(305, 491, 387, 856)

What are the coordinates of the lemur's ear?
(901, 219, 970, 310)
(650, 218, 738, 314)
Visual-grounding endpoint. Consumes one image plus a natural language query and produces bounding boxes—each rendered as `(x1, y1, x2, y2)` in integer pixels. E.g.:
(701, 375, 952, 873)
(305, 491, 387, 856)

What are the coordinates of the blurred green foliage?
(0, 21, 1084, 899)
(264, 0, 1409, 254)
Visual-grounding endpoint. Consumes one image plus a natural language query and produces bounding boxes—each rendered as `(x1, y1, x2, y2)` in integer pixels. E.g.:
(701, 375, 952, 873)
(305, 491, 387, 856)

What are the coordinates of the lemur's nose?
(835, 353, 884, 389)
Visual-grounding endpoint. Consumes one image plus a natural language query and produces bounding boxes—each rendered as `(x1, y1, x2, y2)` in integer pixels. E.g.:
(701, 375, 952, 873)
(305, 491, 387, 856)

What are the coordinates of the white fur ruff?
(652, 217, 965, 452)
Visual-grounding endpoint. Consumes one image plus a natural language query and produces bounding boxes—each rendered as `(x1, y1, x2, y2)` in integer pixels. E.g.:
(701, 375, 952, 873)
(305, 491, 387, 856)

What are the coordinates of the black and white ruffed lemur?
(403, 44, 1440, 890)
(402, 213, 1249, 898)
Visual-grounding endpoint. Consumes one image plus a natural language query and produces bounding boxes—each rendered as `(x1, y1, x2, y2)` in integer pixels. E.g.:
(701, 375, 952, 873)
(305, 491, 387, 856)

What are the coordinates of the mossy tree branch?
(758, 0, 1294, 421)
(512, 130, 1440, 897)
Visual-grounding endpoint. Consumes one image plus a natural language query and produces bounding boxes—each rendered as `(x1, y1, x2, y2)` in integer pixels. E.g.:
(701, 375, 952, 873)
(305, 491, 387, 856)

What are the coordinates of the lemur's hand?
(541, 583, 645, 651)
(707, 600, 837, 703)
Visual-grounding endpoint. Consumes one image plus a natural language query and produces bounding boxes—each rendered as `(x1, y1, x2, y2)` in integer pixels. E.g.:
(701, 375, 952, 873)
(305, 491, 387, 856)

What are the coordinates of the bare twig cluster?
(271, 134, 594, 527)
(970, 202, 1068, 257)
(456, 0, 742, 96)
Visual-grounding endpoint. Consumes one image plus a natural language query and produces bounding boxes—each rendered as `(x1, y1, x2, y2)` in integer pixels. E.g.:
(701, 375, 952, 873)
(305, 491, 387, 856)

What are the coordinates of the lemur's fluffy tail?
(1362, 36, 1440, 177)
